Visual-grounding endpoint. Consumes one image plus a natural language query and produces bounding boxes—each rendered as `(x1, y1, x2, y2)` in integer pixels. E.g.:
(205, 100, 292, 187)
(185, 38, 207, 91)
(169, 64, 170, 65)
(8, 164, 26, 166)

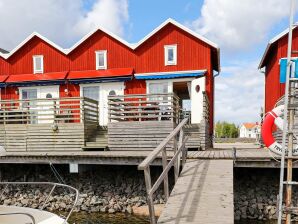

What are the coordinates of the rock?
(126, 205, 133, 214)
(108, 208, 115, 214)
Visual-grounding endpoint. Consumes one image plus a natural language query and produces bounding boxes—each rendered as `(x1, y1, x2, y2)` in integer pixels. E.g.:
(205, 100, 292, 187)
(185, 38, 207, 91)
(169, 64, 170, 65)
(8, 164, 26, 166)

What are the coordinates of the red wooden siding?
(69, 31, 135, 71)
(0, 57, 9, 76)
(124, 79, 146, 95)
(8, 36, 69, 75)
(264, 28, 298, 113)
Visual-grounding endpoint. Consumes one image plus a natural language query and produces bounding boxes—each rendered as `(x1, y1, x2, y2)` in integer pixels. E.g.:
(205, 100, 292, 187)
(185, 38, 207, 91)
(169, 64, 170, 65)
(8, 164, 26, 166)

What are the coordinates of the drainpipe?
(213, 71, 220, 78)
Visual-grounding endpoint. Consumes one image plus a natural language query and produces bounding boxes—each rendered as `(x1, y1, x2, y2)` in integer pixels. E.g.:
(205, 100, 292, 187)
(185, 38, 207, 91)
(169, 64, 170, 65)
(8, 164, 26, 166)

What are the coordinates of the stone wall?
(234, 168, 298, 221)
(0, 164, 170, 214)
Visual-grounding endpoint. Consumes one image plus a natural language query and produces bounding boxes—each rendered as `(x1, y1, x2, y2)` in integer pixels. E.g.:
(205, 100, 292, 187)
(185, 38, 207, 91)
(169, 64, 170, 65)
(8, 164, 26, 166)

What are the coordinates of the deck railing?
(108, 93, 180, 123)
(138, 118, 189, 224)
(0, 97, 99, 124)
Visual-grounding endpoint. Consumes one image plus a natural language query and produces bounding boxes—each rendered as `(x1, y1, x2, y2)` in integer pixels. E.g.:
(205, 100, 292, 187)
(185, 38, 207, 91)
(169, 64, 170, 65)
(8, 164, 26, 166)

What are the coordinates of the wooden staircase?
(184, 124, 202, 150)
(83, 126, 108, 150)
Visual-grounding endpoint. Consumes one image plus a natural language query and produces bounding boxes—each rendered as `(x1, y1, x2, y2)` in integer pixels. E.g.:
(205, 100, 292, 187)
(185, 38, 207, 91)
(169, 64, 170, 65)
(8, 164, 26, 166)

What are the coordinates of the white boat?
(0, 182, 79, 224)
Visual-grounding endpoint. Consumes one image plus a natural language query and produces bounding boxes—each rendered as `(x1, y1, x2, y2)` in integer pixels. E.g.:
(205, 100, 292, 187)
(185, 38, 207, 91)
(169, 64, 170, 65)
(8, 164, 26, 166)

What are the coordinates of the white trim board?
(259, 24, 298, 68)
(135, 69, 207, 77)
(0, 18, 220, 71)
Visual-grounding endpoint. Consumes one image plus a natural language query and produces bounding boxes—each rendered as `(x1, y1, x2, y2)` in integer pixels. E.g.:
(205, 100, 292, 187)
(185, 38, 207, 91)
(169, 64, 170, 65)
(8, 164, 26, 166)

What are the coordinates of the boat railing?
(0, 182, 79, 223)
(0, 212, 36, 224)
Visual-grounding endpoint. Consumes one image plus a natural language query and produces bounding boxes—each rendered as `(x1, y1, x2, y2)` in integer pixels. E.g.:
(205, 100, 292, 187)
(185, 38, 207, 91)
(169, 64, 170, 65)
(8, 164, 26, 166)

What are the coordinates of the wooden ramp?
(158, 159, 234, 224)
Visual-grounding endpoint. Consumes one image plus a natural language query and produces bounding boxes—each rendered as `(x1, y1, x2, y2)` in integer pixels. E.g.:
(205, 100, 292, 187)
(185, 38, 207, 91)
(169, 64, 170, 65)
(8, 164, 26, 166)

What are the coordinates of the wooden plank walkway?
(158, 159, 234, 224)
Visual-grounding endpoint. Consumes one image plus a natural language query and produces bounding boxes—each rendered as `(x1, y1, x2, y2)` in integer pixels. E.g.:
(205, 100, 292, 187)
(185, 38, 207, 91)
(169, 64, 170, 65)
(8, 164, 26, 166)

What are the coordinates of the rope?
(45, 154, 66, 185)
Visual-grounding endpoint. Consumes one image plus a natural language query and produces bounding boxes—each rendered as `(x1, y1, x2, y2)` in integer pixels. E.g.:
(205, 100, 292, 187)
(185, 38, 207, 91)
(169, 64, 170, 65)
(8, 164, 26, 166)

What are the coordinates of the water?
(68, 213, 150, 224)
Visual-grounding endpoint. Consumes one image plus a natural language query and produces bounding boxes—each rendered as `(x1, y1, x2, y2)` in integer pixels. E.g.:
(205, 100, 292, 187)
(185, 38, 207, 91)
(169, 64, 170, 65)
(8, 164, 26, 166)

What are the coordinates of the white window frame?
(33, 55, 44, 74)
(146, 80, 172, 95)
(95, 50, 107, 70)
(164, 45, 177, 66)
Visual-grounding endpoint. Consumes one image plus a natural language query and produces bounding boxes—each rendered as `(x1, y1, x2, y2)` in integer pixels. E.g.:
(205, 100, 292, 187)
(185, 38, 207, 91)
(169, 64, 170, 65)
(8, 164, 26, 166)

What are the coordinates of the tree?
(215, 121, 239, 138)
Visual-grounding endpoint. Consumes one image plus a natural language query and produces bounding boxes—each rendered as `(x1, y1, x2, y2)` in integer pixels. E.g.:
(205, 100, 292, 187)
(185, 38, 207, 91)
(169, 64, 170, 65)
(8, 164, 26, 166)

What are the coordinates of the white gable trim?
(259, 24, 298, 69)
(0, 18, 220, 67)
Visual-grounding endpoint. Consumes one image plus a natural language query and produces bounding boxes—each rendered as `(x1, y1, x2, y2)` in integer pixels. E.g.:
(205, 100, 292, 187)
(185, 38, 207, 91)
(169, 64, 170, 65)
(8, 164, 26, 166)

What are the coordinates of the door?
(82, 86, 100, 123)
(191, 77, 205, 124)
(100, 83, 124, 126)
(38, 86, 59, 123)
(20, 86, 59, 124)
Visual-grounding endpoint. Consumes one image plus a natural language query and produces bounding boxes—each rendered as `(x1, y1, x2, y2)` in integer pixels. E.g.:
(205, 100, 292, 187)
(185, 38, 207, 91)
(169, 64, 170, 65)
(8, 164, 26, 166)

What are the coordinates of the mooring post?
(233, 147, 237, 165)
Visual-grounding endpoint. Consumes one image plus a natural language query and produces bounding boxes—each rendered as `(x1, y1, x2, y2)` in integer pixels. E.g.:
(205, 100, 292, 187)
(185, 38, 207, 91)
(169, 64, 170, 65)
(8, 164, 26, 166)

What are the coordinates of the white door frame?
(80, 82, 124, 126)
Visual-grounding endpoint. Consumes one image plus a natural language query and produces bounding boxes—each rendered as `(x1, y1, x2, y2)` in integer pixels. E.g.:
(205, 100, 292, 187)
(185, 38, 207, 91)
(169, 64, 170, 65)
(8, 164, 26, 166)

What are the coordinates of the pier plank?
(158, 159, 234, 224)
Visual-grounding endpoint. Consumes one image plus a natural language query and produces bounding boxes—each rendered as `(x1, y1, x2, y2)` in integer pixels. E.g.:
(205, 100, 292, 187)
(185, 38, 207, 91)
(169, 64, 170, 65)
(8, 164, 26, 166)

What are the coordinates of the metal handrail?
(138, 118, 189, 224)
(0, 212, 36, 224)
(0, 182, 79, 223)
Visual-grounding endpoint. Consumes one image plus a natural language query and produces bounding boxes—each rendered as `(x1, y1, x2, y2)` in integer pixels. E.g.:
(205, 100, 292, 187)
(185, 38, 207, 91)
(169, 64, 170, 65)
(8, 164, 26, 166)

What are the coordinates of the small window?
(164, 45, 177, 65)
(109, 90, 116, 96)
(33, 55, 44, 74)
(95, 50, 107, 70)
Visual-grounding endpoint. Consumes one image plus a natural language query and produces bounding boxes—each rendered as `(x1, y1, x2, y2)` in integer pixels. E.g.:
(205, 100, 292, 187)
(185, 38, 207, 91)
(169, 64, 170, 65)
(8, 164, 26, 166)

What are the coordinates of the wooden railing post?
(144, 167, 156, 224)
(173, 136, 179, 182)
(138, 98, 141, 121)
(162, 148, 169, 200)
(178, 129, 184, 172)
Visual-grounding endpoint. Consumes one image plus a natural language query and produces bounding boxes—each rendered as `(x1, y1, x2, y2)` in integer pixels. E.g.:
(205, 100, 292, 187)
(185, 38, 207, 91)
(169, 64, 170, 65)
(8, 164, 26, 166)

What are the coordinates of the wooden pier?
(158, 159, 233, 224)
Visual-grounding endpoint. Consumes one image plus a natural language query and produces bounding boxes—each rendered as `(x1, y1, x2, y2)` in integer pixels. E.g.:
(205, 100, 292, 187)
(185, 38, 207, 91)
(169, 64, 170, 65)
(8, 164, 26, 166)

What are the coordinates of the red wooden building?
(0, 19, 219, 151)
(259, 26, 298, 113)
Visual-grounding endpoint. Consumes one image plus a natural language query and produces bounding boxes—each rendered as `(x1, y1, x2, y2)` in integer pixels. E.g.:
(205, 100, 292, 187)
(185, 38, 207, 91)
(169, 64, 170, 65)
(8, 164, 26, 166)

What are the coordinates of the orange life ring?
(262, 105, 298, 155)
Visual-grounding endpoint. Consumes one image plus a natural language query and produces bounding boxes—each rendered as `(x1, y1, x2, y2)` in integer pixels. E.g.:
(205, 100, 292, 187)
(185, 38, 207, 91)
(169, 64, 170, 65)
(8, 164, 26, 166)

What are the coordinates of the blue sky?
(0, 0, 295, 124)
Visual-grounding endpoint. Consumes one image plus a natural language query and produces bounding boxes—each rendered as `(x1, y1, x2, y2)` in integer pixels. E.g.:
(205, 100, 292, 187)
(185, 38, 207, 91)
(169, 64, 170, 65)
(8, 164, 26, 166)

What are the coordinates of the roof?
(0, 48, 8, 54)
(259, 25, 298, 69)
(0, 18, 220, 71)
(5, 71, 68, 83)
(135, 70, 206, 80)
(242, 123, 259, 129)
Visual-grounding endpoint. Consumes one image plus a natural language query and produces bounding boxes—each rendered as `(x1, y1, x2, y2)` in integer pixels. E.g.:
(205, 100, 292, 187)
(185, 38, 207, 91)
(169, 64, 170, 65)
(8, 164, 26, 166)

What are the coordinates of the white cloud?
(191, 0, 290, 52)
(215, 61, 264, 124)
(0, 0, 129, 51)
(75, 0, 129, 37)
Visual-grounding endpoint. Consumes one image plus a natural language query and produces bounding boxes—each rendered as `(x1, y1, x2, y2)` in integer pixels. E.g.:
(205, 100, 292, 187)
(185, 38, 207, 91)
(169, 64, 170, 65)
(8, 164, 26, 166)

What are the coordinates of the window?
(148, 82, 169, 101)
(164, 45, 177, 65)
(33, 55, 44, 74)
(95, 50, 107, 70)
(83, 86, 100, 102)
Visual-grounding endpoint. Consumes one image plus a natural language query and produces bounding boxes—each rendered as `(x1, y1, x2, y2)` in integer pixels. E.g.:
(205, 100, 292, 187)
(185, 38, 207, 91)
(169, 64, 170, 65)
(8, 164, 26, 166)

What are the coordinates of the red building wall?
(8, 37, 69, 75)
(69, 32, 135, 71)
(264, 29, 298, 113)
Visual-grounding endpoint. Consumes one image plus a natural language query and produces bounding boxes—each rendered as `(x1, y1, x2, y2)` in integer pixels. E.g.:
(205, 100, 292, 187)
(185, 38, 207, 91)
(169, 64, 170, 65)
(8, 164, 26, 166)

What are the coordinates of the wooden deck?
(0, 143, 292, 167)
(158, 159, 234, 224)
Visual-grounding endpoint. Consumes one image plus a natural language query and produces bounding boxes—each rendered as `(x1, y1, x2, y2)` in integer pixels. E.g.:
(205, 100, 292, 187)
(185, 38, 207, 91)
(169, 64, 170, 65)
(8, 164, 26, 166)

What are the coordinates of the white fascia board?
(2, 32, 68, 59)
(135, 69, 207, 77)
(133, 18, 219, 50)
(1, 18, 220, 69)
(67, 27, 133, 54)
(259, 24, 298, 69)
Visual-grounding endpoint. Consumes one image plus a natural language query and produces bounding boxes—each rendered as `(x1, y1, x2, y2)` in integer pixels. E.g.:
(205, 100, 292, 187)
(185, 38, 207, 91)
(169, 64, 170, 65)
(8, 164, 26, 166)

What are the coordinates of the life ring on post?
(262, 105, 298, 156)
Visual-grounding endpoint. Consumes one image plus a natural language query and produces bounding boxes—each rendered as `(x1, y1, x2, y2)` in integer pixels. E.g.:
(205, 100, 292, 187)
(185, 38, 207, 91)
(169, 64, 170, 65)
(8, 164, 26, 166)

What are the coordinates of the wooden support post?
(144, 167, 156, 224)
(162, 148, 169, 200)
